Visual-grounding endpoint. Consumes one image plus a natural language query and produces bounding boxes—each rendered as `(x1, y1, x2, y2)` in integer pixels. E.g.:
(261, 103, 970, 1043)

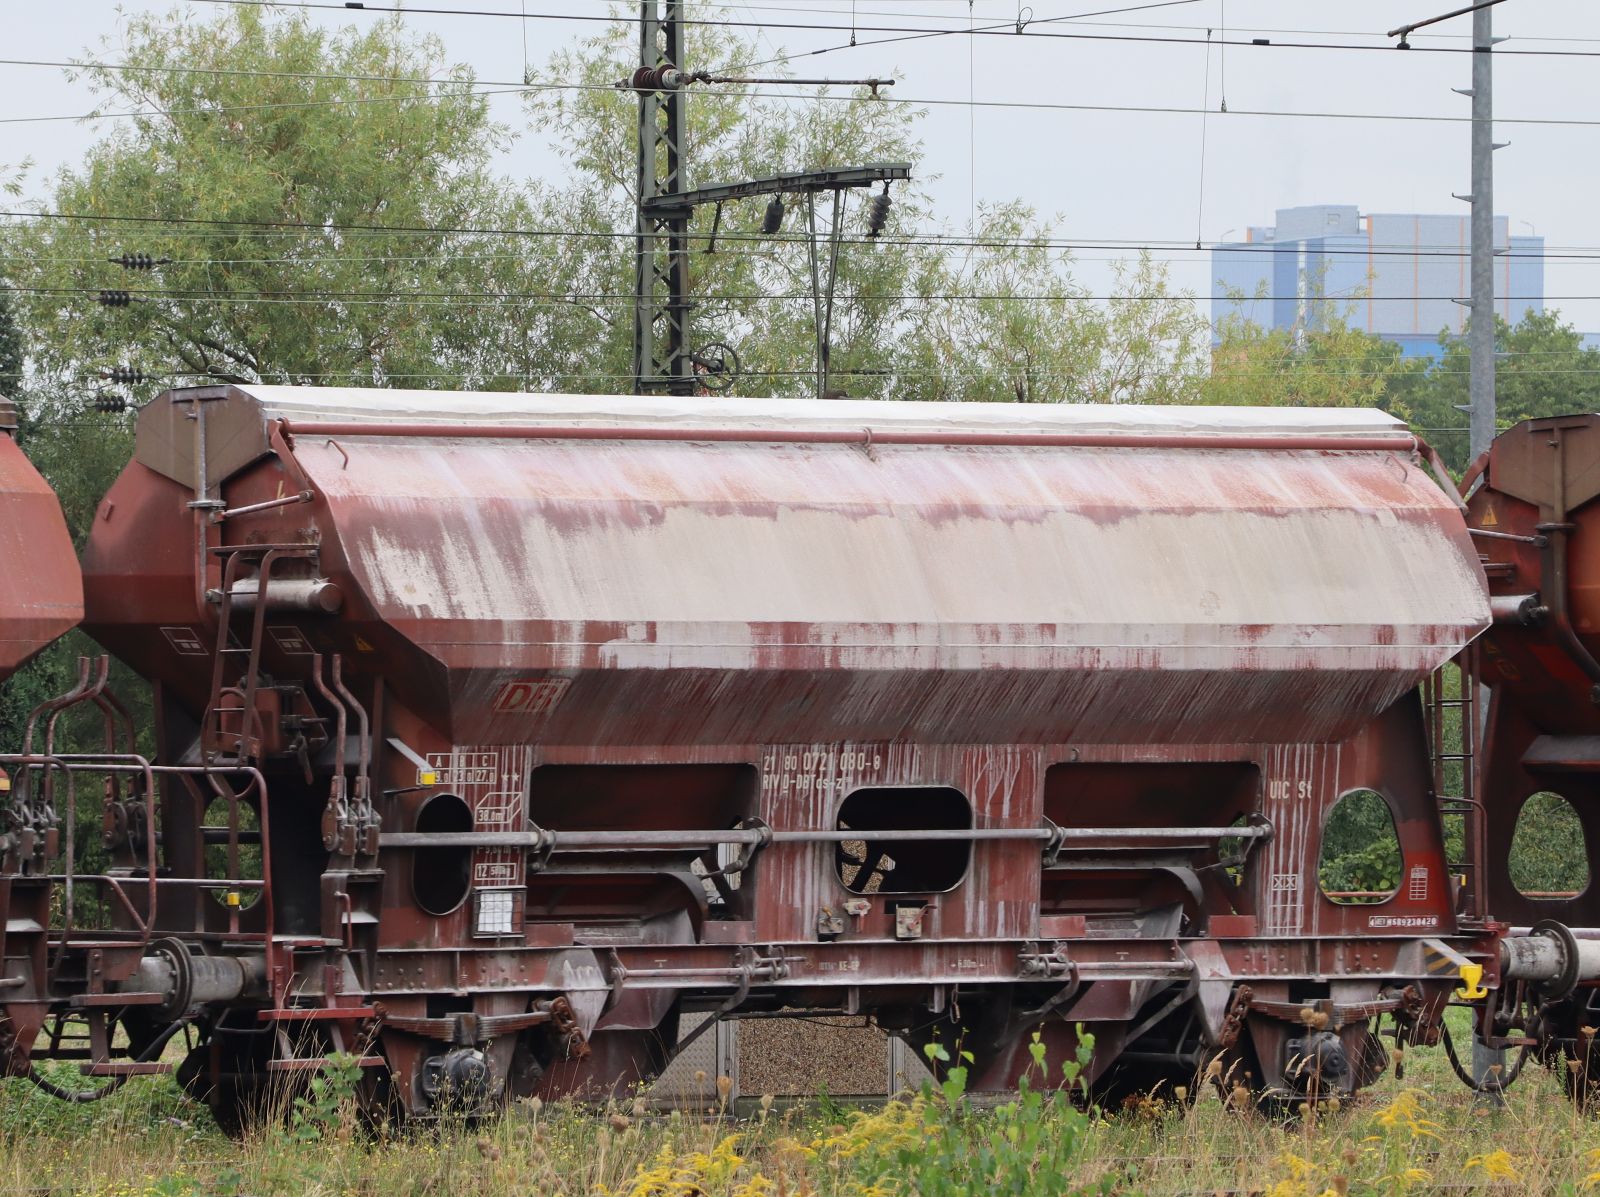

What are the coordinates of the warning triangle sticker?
(1481, 504, 1499, 528)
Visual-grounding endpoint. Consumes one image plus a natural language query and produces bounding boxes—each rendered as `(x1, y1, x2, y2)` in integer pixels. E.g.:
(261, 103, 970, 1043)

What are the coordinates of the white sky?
(5, 0, 1599, 332)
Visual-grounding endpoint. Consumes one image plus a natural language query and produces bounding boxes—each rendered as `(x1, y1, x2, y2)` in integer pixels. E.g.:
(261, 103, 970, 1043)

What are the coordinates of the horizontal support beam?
(1522, 735, 1600, 772)
(642, 163, 911, 215)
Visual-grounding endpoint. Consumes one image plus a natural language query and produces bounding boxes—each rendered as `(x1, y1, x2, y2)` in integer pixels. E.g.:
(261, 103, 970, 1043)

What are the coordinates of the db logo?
(491, 678, 570, 716)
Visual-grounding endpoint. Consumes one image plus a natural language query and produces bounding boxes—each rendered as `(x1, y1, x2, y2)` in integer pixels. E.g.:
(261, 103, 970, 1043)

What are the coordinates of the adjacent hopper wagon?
(0, 395, 85, 1080)
(1452, 415, 1600, 1102)
(0, 399, 80, 679)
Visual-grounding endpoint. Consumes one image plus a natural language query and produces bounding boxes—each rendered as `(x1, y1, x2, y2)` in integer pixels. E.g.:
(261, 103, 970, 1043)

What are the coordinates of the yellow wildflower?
(1465, 1150, 1519, 1182)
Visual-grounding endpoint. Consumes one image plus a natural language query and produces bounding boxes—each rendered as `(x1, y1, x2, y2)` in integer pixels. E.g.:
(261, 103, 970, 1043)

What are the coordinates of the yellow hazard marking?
(419, 770, 439, 787)
(0, 777, 11, 793)
(354, 634, 375, 653)
(1457, 962, 1488, 1001)
(1481, 504, 1499, 528)
(225, 891, 242, 908)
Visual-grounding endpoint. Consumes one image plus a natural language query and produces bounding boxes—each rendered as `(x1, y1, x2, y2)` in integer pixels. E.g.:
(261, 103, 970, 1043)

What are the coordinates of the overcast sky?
(6, 1, 1600, 333)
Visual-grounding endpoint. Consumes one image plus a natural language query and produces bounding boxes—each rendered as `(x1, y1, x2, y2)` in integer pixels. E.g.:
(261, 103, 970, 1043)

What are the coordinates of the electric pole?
(628, 2, 905, 398)
(1390, 0, 1510, 460)
(633, 1, 691, 396)
(1465, 4, 1501, 462)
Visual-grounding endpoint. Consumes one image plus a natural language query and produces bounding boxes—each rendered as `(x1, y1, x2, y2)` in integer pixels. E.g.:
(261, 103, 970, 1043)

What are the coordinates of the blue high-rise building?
(1210, 204, 1544, 358)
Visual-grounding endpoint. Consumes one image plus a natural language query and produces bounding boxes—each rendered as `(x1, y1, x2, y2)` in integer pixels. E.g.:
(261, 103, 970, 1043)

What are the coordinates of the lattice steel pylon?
(633, 1, 692, 395)
(628, 3, 906, 397)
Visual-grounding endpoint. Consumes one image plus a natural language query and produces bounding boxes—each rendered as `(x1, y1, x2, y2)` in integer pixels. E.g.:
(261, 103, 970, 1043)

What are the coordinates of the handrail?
(0, 756, 273, 965)
(281, 419, 1421, 455)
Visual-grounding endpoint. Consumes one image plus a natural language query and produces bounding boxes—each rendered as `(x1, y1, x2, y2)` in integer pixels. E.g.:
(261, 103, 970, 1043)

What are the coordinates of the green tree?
(1200, 297, 1422, 412)
(5, 7, 551, 389)
(1397, 310, 1600, 472)
(523, 17, 1206, 401)
(0, 289, 20, 396)
(891, 228, 1206, 403)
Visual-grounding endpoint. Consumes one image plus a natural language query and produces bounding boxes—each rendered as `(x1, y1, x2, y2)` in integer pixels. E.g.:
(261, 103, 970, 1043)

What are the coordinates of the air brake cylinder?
(1498, 920, 1600, 999)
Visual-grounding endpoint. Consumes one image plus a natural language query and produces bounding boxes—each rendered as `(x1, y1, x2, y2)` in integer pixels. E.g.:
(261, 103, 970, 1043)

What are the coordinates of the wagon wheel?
(1532, 990, 1600, 1112)
(1089, 1059, 1204, 1114)
(1549, 1027, 1600, 1113)
(176, 1011, 275, 1137)
(1204, 1017, 1388, 1120)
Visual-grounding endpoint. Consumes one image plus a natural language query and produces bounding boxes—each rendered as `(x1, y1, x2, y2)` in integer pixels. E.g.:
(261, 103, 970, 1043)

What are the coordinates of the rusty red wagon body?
(0, 395, 84, 1079)
(0, 385, 1513, 1120)
(0, 400, 80, 679)
(1453, 415, 1600, 1100)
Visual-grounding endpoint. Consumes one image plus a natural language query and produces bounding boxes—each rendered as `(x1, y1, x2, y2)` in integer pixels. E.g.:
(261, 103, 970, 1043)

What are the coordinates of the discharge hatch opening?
(835, 786, 971, 895)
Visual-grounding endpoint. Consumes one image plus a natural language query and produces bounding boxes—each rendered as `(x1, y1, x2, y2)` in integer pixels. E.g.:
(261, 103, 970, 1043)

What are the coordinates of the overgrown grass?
(5, 1012, 1600, 1195)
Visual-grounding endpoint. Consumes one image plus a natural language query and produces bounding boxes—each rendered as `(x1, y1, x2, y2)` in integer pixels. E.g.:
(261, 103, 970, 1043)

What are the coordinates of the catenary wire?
(5, 58, 1598, 130)
(7, 283, 1593, 303)
(8, 248, 1598, 266)
(190, 0, 1600, 59)
(4, 210, 1597, 260)
(703, 2, 1600, 46)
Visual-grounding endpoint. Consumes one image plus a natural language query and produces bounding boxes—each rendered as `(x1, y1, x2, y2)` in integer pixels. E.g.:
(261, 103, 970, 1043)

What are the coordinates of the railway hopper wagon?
(0, 386, 1510, 1123)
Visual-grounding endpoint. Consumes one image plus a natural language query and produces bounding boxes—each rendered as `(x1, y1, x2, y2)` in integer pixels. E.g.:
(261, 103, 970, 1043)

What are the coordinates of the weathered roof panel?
(133, 385, 1412, 491)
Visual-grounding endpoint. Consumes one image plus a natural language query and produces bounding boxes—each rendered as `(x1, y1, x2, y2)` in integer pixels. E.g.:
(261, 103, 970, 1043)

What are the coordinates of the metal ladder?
(202, 543, 318, 766)
(1424, 656, 1485, 920)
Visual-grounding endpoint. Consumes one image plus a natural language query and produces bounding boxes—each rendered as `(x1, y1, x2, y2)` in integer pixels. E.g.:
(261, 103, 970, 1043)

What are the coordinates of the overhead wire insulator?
(93, 392, 128, 414)
(108, 252, 169, 271)
(866, 185, 892, 239)
(760, 196, 786, 236)
(98, 366, 147, 385)
(625, 64, 699, 92)
(96, 290, 133, 307)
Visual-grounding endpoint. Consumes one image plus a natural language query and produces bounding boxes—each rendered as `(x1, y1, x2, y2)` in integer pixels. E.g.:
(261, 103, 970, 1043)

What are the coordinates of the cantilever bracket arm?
(642, 163, 910, 217)
(1386, 0, 1508, 46)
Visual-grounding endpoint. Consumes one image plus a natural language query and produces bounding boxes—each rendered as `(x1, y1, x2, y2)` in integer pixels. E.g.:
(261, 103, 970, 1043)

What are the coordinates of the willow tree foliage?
(4, 7, 1210, 403)
(6, 8, 543, 389)
(522, 18, 1206, 400)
